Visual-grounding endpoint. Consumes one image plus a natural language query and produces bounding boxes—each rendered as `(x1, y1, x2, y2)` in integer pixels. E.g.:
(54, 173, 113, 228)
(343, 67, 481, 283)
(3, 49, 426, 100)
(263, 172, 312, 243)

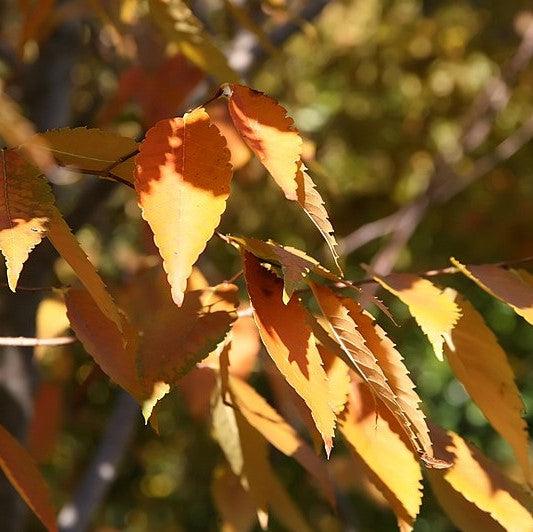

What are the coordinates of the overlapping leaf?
(243, 251, 337, 455)
(0, 424, 57, 532)
(225, 84, 340, 271)
(444, 292, 530, 483)
(451, 258, 533, 326)
(340, 379, 423, 530)
(135, 107, 233, 306)
(427, 425, 533, 531)
(309, 282, 443, 466)
(226, 234, 340, 302)
(374, 273, 460, 360)
(149, 0, 238, 82)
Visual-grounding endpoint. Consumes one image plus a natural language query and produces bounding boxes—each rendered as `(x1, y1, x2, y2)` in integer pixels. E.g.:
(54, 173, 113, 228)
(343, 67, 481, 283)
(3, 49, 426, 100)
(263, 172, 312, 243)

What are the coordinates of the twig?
(0, 336, 76, 347)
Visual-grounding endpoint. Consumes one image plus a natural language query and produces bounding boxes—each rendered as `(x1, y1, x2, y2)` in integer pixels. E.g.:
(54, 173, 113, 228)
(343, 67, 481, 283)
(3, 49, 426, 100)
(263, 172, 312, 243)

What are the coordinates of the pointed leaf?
(444, 293, 530, 483)
(243, 251, 337, 454)
(340, 379, 423, 529)
(374, 273, 460, 360)
(451, 258, 533, 326)
(309, 282, 444, 466)
(135, 107, 232, 306)
(0, 150, 55, 290)
(427, 425, 533, 531)
(0, 424, 57, 532)
(226, 84, 339, 270)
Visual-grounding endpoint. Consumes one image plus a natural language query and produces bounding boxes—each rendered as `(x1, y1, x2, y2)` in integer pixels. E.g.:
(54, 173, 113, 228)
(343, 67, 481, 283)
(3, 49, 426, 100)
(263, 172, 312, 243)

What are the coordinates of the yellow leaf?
(226, 84, 340, 271)
(243, 252, 337, 455)
(0, 150, 55, 290)
(374, 273, 460, 360)
(317, 344, 351, 416)
(427, 425, 533, 531)
(135, 107, 233, 306)
(451, 258, 533, 327)
(309, 282, 444, 466)
(149, 0, 238, 82)
(229, 376, 336, 506)
(32, 127, 138, 184)
(226, 234, 340, 303)
(340, 379, 423, 529)
(444, 293, 530, 484)
(0, 424, 57, 532)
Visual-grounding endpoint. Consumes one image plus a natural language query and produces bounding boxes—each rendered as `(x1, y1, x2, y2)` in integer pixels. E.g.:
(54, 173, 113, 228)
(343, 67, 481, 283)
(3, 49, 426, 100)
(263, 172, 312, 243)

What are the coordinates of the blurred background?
(0, 0, 532, 530)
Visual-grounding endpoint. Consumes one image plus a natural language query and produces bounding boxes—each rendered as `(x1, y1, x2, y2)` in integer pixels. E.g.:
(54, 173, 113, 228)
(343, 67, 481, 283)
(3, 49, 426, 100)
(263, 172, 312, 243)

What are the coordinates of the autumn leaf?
(427, 424, 533, 531)
(226, 234, 340, 302)
(309, 282, 443, 466)
(135, 107, 233, 306)
(374, 273, 460, 360)
(0, 424, 57, 532)
(148, 0, 238, 82)
(30, 127, 139, 183)
(0, 149, 55, 290)
(451, 258, 533, 326)
(228, 376, 336, 506)
(444, 292, 530, 484)
(243, 251, 337, 455)
(225, 84, 340, 271)
(340, 379, 423, 530)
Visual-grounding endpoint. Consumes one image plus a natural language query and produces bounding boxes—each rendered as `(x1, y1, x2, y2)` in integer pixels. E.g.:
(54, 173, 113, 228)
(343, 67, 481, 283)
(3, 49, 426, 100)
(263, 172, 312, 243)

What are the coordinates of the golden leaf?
(374, 273, 460, 360)
(444, 293, 530, 484)
(243, 251, 337, 455)
(135, 107, 232, 306)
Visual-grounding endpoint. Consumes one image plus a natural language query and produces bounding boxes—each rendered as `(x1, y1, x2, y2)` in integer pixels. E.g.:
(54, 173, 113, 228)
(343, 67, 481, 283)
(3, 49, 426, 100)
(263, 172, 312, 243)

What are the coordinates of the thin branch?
(0, 336, 76, 347)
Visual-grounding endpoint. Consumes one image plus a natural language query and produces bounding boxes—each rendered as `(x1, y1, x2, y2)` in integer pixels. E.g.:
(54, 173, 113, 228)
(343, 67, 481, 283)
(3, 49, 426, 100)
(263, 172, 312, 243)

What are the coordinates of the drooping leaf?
(243, 251, 337, 455)
(444, 292, 530, 484)
(309, 282, 444, 466)
(47, 214, 124, 331)
(427, 425, 533, 531)
(228, 376, 336, 506)
(374, 273, 460, 360)
(225, 84, 340, 270)
(226, 234, 340, 303)
(340, 379, 423, 530)
(135, 107, 232, 306)
(28, 127, 139, 183)
(451, 258, 533, 326)
(148, 0, 238, 82)
(347, 304, 434, 462)
(0, 424, 57, 532)
(317, 343, 351, 416)
(0, 150, 55, 290)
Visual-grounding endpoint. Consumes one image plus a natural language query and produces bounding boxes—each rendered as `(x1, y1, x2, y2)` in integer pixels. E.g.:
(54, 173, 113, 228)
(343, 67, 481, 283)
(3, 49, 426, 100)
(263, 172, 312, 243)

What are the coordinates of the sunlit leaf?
(243, 251, 337, 455)
(135, 107, 232, 306)
(374, 273, 460, 360)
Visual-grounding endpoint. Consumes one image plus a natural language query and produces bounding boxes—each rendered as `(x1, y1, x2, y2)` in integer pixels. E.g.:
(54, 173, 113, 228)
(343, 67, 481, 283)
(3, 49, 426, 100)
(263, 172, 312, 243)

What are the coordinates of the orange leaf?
(135, 107, 232, 305)
(451, 258, 533, 326)
(226, 84, 340, 271)
(444, 293, 530, 484)
(374, 273, 460, 360)
(0, 150, 55, 290)
(309, 282, 444, 466)
(340, 379, 423, 529)
(427, 425, 533, 531)
(0, 424, 57, 532)
(243, 252, 337, 455)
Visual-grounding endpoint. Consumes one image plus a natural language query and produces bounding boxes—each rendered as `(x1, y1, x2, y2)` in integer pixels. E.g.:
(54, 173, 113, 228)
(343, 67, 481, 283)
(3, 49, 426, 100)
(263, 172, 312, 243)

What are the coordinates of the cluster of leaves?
(1, 81, 532, 531)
